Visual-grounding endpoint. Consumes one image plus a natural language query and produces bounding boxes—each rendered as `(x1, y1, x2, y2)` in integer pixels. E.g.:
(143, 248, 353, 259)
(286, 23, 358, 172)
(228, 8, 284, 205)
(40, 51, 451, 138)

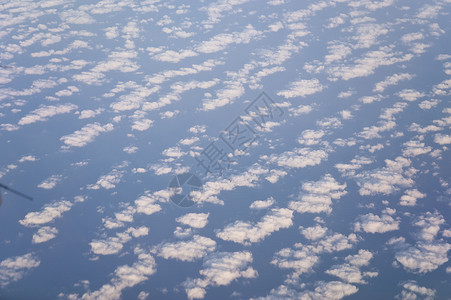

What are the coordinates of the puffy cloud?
(18, 155, 37, 163)
(395, 242, 450, 274)
(0, 253, 40, 288)
(153, 235, 216, 262)
(90, 226, 149, 255)
(79, 109, 103, 119)
(335, 156, 373, 177)
(300, 225, 327, 241)
(271, 230, 358, 285)
(191, 164, 268, 205)
(434, 133, 451, 145)
(402, 140, 432, 157)
(418, 99, 440, 110)
(123, 146, 138, 154)
(354, 156, 414, 196)
(249, 197, 275, 209)
(297, 129, 325, 145)
(79, 248, 156, 300)
(397, 89, 425, 101)
(37, 174, 62, 189)
(87, 168, 124, 190)
(400, 189, 426, 206)
(414, 212, 444, 242)
(216, 208, 293, 245)
(18, 103, 77, 125)
(19, 200, 72, 227)
(390, 212, 450, 274)
(162, 146, 186, 158)
(271, 246, 319, 277)
(289, 174, 347, 214)
(288, 104, 313, 117)
(177, 213, 210, 229)
(345, 249, 374, 267)
(131, 119, 153, 131)
(60, 10, 95, 24)
(263, 148, 328, 169)
(201, 0, 250, 27)
(152, 49, 198, 63)
(32, 226, 58, 244)
(397, 280, 435, 300)
(277, 78, 324, 98)
(264, 169, 287, 184)
(354, 213, 399, 234)
(325, 262, 377, 284)
(261, 281, 358, 300)
(327, 46, 413, 81)
(60, 122, 114, 148)
(373, 73, 413, 93)
(198, 25, 262, 53)
(183, 251, 257, 299)
(110, 85, 159, 112)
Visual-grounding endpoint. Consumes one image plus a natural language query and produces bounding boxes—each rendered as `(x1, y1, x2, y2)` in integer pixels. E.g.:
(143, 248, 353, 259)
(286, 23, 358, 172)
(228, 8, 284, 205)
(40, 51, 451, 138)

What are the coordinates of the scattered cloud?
(217, 208, 293, 245)
(0, 253, 40, 288)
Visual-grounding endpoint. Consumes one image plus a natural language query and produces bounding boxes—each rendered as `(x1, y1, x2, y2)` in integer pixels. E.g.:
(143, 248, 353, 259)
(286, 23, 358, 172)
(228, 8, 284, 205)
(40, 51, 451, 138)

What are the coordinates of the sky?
(0, 0, 450, 299)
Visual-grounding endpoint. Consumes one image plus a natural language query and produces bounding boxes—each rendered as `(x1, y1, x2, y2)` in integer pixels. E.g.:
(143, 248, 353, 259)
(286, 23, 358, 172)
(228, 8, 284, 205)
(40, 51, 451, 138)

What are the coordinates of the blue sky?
(0, 0, 450, 299)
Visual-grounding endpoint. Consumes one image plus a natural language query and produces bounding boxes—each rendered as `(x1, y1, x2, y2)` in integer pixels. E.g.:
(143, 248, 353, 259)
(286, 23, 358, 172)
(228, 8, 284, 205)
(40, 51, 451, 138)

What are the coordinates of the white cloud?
(123, 146, 138, 154)
(60, 122, 114, 148)
(79, 248, 156, 300)
(183, 251, 257, 299)
(37, 174, 62, 189)
(414, 212, 444, 242)
(262, 281, 358, 300)
(0, 253, 40, 288)
(418, 99, 440, 110)
(18, 103, 77, 125)
(354, 156, 414, 196)
(60, 10, 95, 24)
(19, 200, 72, 227)
(196, 25, 262, 54)
(373, 73, 413, 93)
(434, 133, 451, 145)
(327, 46, 413, 81)
(265, 169, 287, 184)
(131, 119, 153, 131)
(18, 155, 37, 163)
(177, 213, 209, 229)
(263, 148, 328, 169)
(397, 280, 435, 300)
(277, 79, 324, 98)
(216, 208, 293, 245)
(271, 231, 358, 284)
(300, 225, 327, 241)
(397, 89, 425, 101)
(201, 0, 251, 27)
(402, 140, 432, 157)
(249, 197, 275, 209)
(87, 168, 124, 190)
(32, 226, 58, 244)
(152, 49, 198, 63)
(400, 189, 426, 206)
(79, 108, 103, 119)
(153, 235, 216, 262)
(354, 213, 399, 233)
(395, 242, 450, 274)
(90, 226, 149, 255)
(288, 104, 313, 117)
(297, 129, 325, 145)
(289, 174, 347, 214)
(191, 164, 268, 205)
